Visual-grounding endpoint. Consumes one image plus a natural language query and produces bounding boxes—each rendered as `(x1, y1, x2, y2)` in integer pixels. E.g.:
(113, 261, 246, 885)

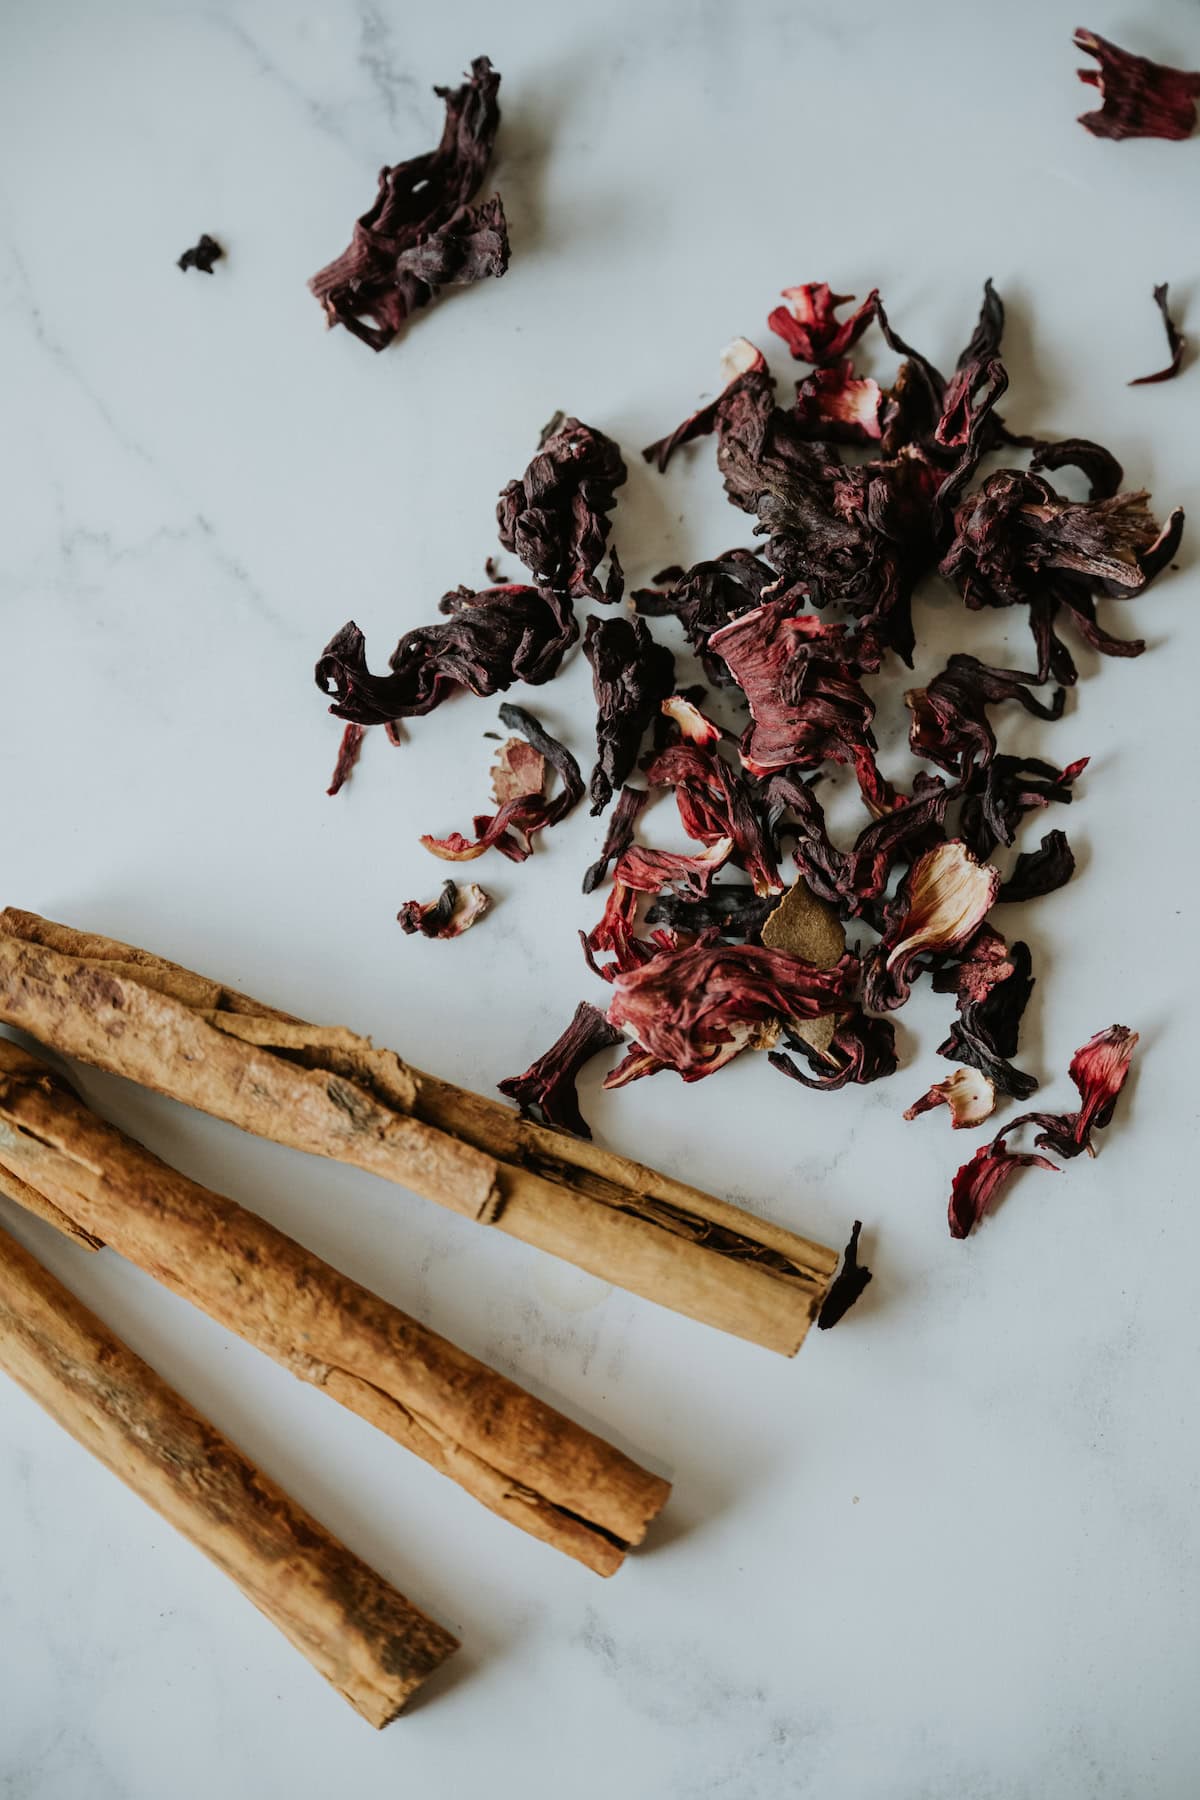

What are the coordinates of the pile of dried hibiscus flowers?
(316, 280, 1179, 1249)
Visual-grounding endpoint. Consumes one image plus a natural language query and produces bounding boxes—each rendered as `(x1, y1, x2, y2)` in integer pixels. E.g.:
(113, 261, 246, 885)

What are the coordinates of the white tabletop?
(1, 2, 1198, 1794)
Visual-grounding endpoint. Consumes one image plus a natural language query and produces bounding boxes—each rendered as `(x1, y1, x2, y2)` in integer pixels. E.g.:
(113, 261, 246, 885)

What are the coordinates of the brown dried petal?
(497, 1002, 623, 1138)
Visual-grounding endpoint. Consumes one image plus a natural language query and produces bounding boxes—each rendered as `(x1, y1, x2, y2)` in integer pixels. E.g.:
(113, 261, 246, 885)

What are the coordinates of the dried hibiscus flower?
(398, 879, 492, 938)
(1130, 283, 1187, 386)
(767, 284, 879, 365)
(710, 601, 893, 810)
(635, 548, 775, 686)
(177, 234, 223, 274)
(497, 1001, 623, 1138)
(791, 361, 887, 444)
(582, 784, 648, 895)
(642, 338, 768, 474)
(934, 929, 1037, 1101)
(959, 754, 1087, 859)
(904, 1066, 996, 1129)
(866, 840, 1000, 1012)
(1074, 29, 1200, 142)
(605, 941, 856, 1084)
(583, 615, 675, 814)
(643, 742, 782, 897)
(421, 703, 582, 862)
(309, 56, 508, 350)
(770, 1010, 898, 1091)
(998, 828, 1076, 903)
(316, 585, 577, 728)
(906, 654, 1065, 777)
(613, 836, 735, 899)
(948, 1140, 1057, 1239)
(326, 722, 365, 796)
(816, 1220, 873, 1330)
(497, 413, 627, 600)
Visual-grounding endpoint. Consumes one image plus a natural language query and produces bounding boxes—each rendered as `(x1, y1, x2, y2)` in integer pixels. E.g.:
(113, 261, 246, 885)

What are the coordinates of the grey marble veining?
(1, 1, 1198, 1795)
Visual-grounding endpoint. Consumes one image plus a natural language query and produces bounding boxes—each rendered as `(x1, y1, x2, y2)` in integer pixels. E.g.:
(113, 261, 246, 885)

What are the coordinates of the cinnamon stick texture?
(0, 1041, 669, 1575)
(0, 1217, 458, 1725)
(0, 910, 838, 1354)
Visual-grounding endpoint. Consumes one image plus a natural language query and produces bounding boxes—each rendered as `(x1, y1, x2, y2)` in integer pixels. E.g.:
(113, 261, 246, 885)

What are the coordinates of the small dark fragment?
(484, 555, 504, 583)
(1130, 283, 1186, 386)
(497, 415, 627, 599)
(936, 930, 1038, 1099)
(177, 234, 223, 274)
(816, 1220, 873, 1329)
(583, 616, 675, 815)
(398, 879, 491, 938)
(997, 829, 1076, 903)
(1074, 29, 1200, 142)
(645, 884, 774, 939)
(309, 56, 507, 349)
(582, 784, 649, 895)
(316, 587, 578, 728)
(770, 1012, 898, 1092)
(326, 722, 365, 796)
(498, 1001, 623, 1138)
(1013, 434, 1124, 502)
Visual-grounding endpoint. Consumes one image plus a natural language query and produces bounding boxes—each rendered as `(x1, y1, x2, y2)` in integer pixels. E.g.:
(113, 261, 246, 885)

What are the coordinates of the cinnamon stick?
(0, 1216, 457, 1725)
(0, 909, 837, 1354)
(0, 1040, 669, 1574)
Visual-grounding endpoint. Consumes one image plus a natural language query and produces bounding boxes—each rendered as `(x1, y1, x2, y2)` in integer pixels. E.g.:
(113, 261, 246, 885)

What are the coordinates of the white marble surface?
(1, 1, 1199, 1793)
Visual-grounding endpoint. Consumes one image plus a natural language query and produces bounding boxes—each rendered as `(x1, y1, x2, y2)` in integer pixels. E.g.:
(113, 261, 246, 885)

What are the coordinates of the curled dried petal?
(879, 841, 1001, 1000)
(582, 784, 648, 895)
(792, 360, 887, 443)
(644, 743, 782, 897)
(936, 934, 1037, 1100)
(583, 615, 675, 814)
(1074, 29, 1200, 142)
(497, 1001, 623, 1138)
(769, 1011, 898, 1091)
(660, 694, 723, 749)
(817, 1221, 873, 1330)
(497, 413, 626, 598)
(904, 1066, 996, 1129)
(421, 703, 582, 862)
(397, 880, 491, 938)
(326, 722, 365, 796)
(998, 829, 1076, 903)
(1130, 282, 1186, 386)
(768, 284, 879, 365)
(643, 339, 769, 473)
(906, 654, 1064, 777)
(948, 1141, 1057, 1239)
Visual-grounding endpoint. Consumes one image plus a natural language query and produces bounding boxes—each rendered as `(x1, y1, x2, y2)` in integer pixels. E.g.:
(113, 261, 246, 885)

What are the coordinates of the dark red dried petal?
(960, 754, 1087, 859)
(642, 340, 769, 473)
(614, 837, 735, 899)
(1074, 29, 1200, 142)
(421, 702, 582, 862)
(583, 615, 675, 815)
(995, 1024, 1139, 1161)
(634, 548, 775, 685)
(497, 1001, 623, 1138)
(906, 654, 1064, 778)
(948, 1140, 1057, 1239)
(936, 934, 1038, 1100)
(315, 588, 578, 728)
(497, 414, 626, 599)
(309, 57, 505, 349)
(770, 1011, 898, 1091)
(644, 742, 782, 897)
(582, 784, 648, 895)
(768, 284, 879, 365)
(791, 360, 887, 444)
(326, 722, 366, 796)
(1130, 283, 1187, 386)
(645, 883, 775, 941)
(817, 1220, 873, 1329)
(605, 941, 855, 1082)
(998, 829, 1076, 903)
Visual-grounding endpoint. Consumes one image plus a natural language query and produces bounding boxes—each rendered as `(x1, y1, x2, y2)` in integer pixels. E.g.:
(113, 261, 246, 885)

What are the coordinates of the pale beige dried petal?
(903, 1066, 996, 1129)
(490, 736, 545, 804)
(886, 841, 1000, 970)
(446, 883, 492, 935)
(660, 694, 722, 748)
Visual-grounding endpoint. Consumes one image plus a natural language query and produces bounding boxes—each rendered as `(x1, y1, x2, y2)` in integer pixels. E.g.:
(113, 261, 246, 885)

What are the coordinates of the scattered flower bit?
(605, 942, 856, 1084)
(906, 655, 1064, 777)
(582, 784, 648, 895)
(326, 722, 365, 796)
(948, 1140, 1057, 1239)
(645, 883, 775, 940)
(866, 841, 1000, 1012)
(613, 835, 736, 900)
(497, 1001, 623, 1138)
(767, 284, 879, 365)
(1074, 28, 1200, 142)
(635, 549, 774, 686)
(1130, 283, 1187, 386)
(946, 1024, 1137, 1236)
(644, 742, 783, 897)
(660, 694, 722, 749)
(904, 1066, 997, 1129)
(792, 360, 887, 443)
(398, 879, 492, 938)
(770, 1011, 898, 1091)
(642, 339, 767, 474)
(960, 754, 1087, 859)
(316, 586, 577, 728)
(498, 414, 627, 599)
(309, 56, 507, 350)
(583, 615, 675, 815)
(998, 828, 1076, 903)
(817, 1220, 873, 1329)
(177, 234, 223, 274)
(934, 930, 1038, 1101)
(421, 703, 583, 862)
(490, 732, 546, 804)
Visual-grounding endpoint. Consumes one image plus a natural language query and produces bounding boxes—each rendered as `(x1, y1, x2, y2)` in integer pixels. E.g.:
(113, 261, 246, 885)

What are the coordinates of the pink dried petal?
(792, 359, 886, 442)
(904, 1066, 996, 1129)
(614, 836, 735, 898)
(490, 736, 545, 803)
(768, 284, 879, 365)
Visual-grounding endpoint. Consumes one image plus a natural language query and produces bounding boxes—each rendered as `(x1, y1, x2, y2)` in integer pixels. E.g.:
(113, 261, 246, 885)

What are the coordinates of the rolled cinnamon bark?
(0, 909, 837, 1354)
(0, 1217, 458, 1725)
(0, 1040, 669, 1574)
